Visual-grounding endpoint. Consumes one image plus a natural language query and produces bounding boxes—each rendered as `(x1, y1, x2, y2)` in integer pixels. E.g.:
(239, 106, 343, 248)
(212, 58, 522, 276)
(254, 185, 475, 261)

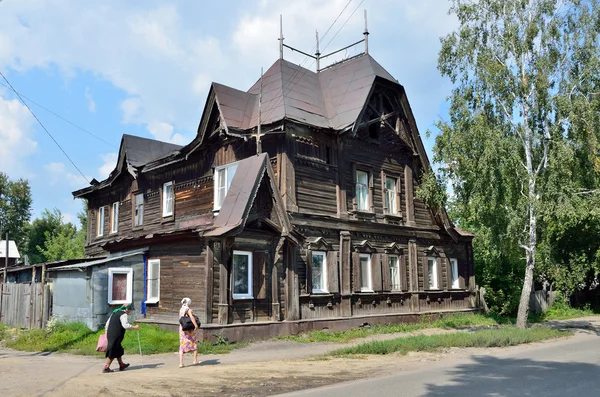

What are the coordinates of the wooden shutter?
(423, 255, 429, 291)
(352, 252, 362, 292)
(381, 254, 391, 292)
(438, 257, 444, 290)
(371, 254, 382, 292)
(253, 252, 267, 299)
(306, 250, 313, 294)
(400, 254, 407, 291)
(458, 259, 466, 289)
(327, 251, 339, 294)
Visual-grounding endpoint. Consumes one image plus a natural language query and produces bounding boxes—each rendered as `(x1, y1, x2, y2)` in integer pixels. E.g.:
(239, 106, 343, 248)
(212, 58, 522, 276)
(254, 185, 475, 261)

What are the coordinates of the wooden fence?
(0, 283, 52, 329)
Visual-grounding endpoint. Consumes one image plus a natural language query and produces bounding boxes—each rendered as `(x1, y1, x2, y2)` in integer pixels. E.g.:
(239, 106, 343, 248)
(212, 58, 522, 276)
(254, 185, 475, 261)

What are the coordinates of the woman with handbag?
(103, 303, 139, 373)
(178, 297, 199, 368)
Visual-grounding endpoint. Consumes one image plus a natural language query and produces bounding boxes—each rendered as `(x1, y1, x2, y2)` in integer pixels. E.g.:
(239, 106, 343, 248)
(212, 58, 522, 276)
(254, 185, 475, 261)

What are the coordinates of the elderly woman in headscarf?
(179, 297, 199, 368)
(103, 303, 139, 373)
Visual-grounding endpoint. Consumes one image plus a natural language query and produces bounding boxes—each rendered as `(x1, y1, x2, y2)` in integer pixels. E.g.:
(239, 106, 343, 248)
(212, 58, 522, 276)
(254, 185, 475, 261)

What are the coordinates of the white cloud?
(84, 87, 96, 113)
(98, 153, 118, 180)
(147, 120, 189, 145)
(62, 212, 75, 224)
(44, 161, 90, 187)
(0, 94, 37, 177)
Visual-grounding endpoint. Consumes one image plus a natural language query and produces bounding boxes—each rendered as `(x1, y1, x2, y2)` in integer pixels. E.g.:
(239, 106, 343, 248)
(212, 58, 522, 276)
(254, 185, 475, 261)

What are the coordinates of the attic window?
(214, 161, 239, 211)
(368, 123, 380, 139)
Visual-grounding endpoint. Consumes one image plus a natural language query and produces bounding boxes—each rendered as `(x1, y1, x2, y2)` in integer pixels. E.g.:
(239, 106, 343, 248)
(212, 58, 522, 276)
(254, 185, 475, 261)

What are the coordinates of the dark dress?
(105, 311, 127, 359)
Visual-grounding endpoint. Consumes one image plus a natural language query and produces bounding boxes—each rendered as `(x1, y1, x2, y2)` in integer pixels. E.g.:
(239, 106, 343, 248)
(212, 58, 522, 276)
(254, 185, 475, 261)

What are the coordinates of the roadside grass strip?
(0, 320, 243, 355)
(328, 326, 571, 356)
(280, 313, 499, 343)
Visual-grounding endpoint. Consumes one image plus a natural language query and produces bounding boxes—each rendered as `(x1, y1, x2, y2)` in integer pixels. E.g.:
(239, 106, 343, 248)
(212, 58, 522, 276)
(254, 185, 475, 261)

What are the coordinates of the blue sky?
(0, 0, 456, 227)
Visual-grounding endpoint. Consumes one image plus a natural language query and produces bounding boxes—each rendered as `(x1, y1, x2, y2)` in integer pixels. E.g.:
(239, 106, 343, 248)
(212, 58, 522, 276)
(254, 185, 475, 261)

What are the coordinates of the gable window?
(356, 170, 369, 211)
(108, 268, 133, 305)
(232, 250, 253, 299)
(214, 162, 239, 211)
(384, 177, 398, 215)
(427, 257, 439, 289)
(311, 251, 328, 293)
(134, 193, 144, 227)
(389, 255, 400, 291)
(97, 207, 105, 237)
(360, 253, 372, 292)
(111, 202, 119, 233)
(450, 258, 459, 289)
(162, 182, 174, 217)
(146, 259, 160, 303)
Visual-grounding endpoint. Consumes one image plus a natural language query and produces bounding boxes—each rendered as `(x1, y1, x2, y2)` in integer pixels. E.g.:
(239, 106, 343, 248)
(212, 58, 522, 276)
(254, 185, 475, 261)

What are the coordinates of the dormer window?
(214, 162, 239, 211)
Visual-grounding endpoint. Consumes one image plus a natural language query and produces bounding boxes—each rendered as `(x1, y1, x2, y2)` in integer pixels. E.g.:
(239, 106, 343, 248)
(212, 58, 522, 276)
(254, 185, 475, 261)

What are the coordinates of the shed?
(48, 249, 146, 331)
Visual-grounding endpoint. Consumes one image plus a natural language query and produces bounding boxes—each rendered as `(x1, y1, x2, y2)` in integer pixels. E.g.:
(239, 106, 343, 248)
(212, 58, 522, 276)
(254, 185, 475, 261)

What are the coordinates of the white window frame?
(134, 193, 144, 227)
(355, 170, 370, 211)
(450, 258, 460, 289)
(108, 267, 133, 305)
(427, 257, 439, 290)
(111, 202, 119, 233)
(146, 259, 160, 303)
(384, 177, 398, 215)
(359, 253, 373, 292)
(97, 207, 105, 237)
(232, 250, 253, 299)
(162, 182, 174, 217)
(311, 251, 328, 294)
(214, 162, 239, 211)
(389, 255, 400, 291)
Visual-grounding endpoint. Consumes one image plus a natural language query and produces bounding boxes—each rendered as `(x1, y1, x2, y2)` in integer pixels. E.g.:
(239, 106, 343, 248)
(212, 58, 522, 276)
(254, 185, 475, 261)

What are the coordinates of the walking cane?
(137, 329, 143, 368)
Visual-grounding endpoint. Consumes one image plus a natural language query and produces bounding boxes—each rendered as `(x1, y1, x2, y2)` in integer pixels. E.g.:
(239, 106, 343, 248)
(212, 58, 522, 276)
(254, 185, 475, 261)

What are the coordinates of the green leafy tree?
(436, 0, 600, 326)
(36, 206, 86, 262)
(26, 208, 64, 264)
(0, 172, 33, 253)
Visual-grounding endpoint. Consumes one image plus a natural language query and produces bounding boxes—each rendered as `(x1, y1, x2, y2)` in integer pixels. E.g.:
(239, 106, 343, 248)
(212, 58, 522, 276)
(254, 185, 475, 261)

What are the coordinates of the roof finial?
(279, 14, 284, 60)
(363, 9, 369, 55)
(315, 30, 321, 72)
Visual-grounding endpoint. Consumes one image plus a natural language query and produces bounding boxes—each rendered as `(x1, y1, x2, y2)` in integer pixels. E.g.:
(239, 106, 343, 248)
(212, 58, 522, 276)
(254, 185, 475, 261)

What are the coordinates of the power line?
(260, 0, 354, 122)
(261, 0, 365, 123)
(0, 71, 90, 184)
(0, 81, 117, 148)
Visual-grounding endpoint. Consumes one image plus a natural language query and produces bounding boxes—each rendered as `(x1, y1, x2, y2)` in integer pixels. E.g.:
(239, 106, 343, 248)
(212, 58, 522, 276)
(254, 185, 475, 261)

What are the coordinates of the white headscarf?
(181, 297, 191, 313)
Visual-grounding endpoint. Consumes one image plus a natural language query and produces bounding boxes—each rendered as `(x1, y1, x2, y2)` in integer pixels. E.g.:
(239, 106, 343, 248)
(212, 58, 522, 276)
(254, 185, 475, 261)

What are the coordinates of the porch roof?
(48, 249, 147, 272)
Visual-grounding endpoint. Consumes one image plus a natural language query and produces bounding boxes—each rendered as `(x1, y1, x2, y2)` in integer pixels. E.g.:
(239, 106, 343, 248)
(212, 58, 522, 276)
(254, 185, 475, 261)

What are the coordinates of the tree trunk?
(516, 121, 537, 329)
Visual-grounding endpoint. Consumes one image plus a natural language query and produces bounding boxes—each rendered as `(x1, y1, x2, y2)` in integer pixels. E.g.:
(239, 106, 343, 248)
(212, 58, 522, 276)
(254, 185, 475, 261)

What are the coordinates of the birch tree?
(436, 0, 600, 327)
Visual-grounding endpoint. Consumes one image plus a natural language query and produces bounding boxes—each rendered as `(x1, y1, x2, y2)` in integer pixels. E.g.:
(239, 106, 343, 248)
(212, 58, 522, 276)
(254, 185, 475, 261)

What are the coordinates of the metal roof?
(49, 249, 146, 272)
(121, 134, 183, 167)
(214, 53, 399, 132)
(0, 240, 20, 258)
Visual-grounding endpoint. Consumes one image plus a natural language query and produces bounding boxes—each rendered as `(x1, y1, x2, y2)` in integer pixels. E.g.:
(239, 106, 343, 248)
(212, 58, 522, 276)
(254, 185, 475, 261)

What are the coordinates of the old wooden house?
(71, 35, 476, 340)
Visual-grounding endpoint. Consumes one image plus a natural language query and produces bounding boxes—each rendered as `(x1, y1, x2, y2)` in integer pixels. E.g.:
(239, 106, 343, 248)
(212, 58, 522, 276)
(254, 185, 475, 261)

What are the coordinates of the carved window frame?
(97, 206, 105, 237)
(214, 161, 240, 212)
(162, 181, 174, 218)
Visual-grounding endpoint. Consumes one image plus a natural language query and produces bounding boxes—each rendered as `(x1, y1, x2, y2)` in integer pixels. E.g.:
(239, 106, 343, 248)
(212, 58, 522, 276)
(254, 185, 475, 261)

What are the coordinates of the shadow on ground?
(424, 354, 600, 396)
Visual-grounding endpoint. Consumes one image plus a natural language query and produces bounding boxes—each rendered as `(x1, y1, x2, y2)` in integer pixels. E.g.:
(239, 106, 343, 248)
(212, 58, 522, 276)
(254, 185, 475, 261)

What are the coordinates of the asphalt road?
(277, 333, 600, 397)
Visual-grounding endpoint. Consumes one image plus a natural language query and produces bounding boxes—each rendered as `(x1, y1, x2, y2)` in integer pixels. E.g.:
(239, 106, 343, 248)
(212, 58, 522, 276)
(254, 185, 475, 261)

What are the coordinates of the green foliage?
(435, 0, 600, 319)
(537, 293, 597, 321)
(0, 172, 32, 252)
(28, 207, 86, 264)
(279, 313, 498, 343)
(0, 320, 242, 356)
(329, 326, 570, 356)
(415, 169, 448, 211)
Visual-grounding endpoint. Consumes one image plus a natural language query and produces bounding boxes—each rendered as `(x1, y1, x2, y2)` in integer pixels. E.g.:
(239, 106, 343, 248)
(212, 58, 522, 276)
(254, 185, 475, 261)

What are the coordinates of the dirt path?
(1, 317, 598, 397)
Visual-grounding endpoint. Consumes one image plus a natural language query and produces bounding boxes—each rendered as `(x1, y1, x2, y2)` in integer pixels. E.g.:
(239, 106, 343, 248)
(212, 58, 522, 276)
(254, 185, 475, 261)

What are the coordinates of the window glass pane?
(428, 258, 437, 289)
(112, 273, 128, 301)
(451, 259, 459, 288)
(356, 171, 369, 211)
(149, 279, 159, 299)
(385, 177, 396, 214)
(226, 164, 238, 189)
(233, 253, 250, 295)
(98, 208, 104, 236)
(389, 256, 399, 290)
(135, 194, 144, 226)
(164, 183, 173, 215)
(112, 203, 118, 232)
(312, 253, 325, 291)
(360, 255, 370, 290)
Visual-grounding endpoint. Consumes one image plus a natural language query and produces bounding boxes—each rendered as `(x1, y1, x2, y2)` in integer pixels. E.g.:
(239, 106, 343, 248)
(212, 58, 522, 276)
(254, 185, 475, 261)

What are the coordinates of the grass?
(278, 313, 499, 343)
(0, 320, 243, 356)
(328, 326, 570, 356)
